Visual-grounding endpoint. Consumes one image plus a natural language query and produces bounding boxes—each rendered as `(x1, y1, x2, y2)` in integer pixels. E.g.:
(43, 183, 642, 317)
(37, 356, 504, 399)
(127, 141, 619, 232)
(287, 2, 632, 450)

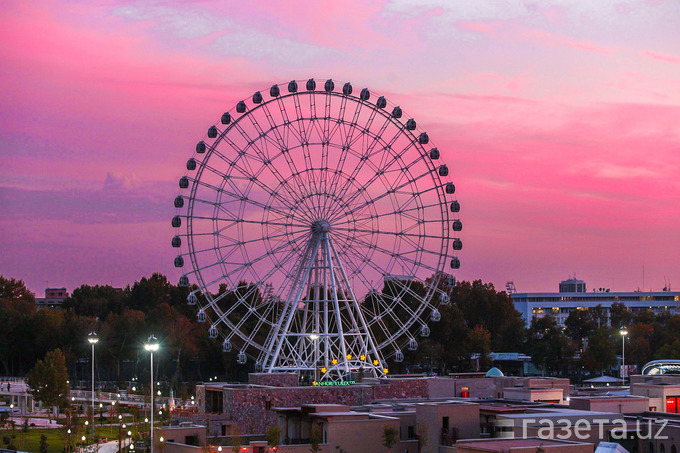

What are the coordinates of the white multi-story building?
(511, 278, 680, 327)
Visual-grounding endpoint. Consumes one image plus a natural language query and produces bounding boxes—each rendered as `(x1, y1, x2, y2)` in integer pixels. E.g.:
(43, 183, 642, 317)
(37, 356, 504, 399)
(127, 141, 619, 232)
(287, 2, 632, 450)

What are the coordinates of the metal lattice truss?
(172, 79, 462, 381)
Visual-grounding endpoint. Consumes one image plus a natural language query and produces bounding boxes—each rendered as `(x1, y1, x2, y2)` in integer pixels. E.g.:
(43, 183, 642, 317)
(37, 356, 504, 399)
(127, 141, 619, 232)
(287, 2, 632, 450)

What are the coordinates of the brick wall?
(221, 378, 428, 433)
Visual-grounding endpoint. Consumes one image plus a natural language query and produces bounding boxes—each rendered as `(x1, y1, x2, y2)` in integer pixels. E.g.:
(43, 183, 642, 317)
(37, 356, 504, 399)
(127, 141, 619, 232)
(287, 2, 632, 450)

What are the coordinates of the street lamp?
(620, 326, 629, 384)
(88, 331, 99, 442)
(144, 335, 159, 453)
(310, 332, 319, 383)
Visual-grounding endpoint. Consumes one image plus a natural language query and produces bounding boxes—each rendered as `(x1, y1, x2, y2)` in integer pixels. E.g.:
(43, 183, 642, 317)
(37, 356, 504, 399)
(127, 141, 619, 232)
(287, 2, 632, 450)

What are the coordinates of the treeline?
(525, 304, 680, 376)
(0, 274, 227, 385)
(2, 274, 679, 383)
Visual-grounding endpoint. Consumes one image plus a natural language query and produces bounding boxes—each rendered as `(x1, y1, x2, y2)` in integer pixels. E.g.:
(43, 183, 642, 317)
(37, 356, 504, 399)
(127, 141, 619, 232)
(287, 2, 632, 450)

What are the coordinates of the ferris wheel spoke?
(341, 233, 438, 275)
(197, 237, 298, 283)
(332, 226, 442, 241)
(290, 97, 318, 209)
(332, 153, 425, 216)
(343, 199, 444, 227)
(328, 119, 408, 205)
(214, 230, 294, 251)
(332, 169, 436, 223)
(218, 124, 308, 211)
(189, 174, 294, 220)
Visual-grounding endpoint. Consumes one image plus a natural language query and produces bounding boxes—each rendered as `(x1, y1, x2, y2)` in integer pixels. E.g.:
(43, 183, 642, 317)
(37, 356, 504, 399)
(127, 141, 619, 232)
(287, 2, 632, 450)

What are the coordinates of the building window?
(407, 426, 415, 439)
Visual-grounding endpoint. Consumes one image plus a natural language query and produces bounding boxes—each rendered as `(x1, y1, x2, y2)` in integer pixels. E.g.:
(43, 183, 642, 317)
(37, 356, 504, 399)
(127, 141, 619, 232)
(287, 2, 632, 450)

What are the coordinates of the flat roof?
(458, 437, 589, 450)
(501, 409, 620, 419)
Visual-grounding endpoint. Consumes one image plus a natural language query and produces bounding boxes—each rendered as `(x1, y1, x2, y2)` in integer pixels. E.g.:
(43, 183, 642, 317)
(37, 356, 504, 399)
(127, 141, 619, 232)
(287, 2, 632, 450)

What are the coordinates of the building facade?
(511, 279, 680, 327)
(35, 287, 69, 310)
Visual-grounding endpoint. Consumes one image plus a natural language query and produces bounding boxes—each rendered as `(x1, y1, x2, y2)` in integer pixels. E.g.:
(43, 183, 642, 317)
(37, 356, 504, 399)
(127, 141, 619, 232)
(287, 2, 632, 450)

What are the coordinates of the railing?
(69, 389, 169, 405)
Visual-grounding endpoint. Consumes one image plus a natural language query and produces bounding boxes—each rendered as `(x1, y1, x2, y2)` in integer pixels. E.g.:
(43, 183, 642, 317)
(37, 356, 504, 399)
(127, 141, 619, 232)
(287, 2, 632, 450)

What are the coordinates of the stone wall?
(195, 385, 205, 413)
(248, 373, 299, 387)
(223, 378, 429, 433)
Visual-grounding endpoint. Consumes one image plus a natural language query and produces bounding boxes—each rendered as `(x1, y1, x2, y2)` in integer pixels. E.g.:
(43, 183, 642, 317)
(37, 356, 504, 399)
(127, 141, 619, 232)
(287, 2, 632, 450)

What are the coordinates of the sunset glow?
(1, 0, 679, 294)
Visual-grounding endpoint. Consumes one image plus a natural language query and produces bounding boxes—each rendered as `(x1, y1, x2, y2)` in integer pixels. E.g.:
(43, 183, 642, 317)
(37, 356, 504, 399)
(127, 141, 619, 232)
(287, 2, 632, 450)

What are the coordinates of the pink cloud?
(642, 50, 680, 64)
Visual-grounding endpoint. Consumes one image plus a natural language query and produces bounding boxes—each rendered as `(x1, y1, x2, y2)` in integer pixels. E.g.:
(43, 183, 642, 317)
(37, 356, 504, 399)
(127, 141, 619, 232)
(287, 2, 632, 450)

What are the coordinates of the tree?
(452, 280, 525, 352)
(101, 308, 146, 381)
(265, 424, 282, 449)
(609, 303, 633, 330)
(416, 423, 428, 453)
(382, 425, 399, 453)
(425, 302, 470, 373)
(656, 338, 680, 360)
(581, 327, 617, 373)
(0, 275, 35, 306)
(230, 425, 242, 453)
(627, 322, 654, 367)
(309, 423, 323, 453)
(0, 276, 36, 375)
(39, 434, 48, 453)
(25, 349, 70, 420)
(469, 325, 492, 371)
(62, 284, 127, 320)
(147, 303, 202, 384)
(525, 315, 576, 375)
(565, 309, 598, 346)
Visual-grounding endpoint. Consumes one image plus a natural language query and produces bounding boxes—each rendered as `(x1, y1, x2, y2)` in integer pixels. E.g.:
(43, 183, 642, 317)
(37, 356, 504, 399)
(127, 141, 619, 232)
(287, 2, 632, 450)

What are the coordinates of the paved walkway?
(95, 438, 131, 453)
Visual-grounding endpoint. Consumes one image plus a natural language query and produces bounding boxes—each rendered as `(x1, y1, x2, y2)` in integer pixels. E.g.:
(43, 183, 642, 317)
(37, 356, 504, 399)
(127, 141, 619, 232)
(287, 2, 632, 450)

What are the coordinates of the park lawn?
(1, 425, 130, 453)
(1, 428, 64, 453)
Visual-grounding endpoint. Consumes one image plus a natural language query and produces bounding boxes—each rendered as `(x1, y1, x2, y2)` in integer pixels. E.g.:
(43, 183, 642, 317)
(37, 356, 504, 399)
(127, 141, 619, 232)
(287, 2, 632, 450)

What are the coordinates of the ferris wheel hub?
(311, 220, 332, 234)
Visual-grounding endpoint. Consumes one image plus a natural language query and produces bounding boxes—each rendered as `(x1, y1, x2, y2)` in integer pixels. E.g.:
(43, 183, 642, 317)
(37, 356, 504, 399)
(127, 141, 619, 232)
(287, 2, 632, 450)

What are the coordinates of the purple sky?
(1, 0, 679, 296)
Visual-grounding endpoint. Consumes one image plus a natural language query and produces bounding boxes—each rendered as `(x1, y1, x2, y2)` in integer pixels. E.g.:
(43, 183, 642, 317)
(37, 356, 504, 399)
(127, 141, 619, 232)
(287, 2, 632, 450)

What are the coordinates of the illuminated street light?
(144, 335, 160, 453)
(620, 326, 629, 384)
(87, 332, 99, 443)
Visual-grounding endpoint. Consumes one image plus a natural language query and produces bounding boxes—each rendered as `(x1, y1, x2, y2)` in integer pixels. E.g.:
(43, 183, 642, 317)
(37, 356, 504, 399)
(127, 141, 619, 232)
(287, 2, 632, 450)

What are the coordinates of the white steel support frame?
(262, 222, 385, 381)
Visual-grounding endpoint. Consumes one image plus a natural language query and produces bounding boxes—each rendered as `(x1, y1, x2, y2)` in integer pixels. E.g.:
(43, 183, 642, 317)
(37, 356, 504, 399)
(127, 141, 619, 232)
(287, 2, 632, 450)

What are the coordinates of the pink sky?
(1, 0, 679, 295)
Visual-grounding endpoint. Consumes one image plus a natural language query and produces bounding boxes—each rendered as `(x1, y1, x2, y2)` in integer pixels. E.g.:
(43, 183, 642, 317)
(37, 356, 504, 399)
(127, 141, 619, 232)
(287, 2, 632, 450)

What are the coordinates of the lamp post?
(144, 335, 159, 453)
(310, 332, 319, 383)
(620, 326, 628, 384)
(88, 332, 99, 443)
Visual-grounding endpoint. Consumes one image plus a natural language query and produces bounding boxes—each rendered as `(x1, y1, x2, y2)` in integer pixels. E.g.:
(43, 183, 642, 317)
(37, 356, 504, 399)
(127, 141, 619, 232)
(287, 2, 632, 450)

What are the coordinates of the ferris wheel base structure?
(172, 78, 462, 384)
(262, 226, 386, 382)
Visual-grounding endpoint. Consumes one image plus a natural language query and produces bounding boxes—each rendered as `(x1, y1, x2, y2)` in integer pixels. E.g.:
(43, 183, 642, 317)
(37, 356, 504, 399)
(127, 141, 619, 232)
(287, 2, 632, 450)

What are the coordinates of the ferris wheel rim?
(174, 78, 461, 363)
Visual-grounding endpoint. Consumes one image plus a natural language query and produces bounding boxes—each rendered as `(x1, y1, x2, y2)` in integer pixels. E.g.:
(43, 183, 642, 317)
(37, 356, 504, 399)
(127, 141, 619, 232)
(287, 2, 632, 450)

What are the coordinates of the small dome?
(486, 367, 504, 377)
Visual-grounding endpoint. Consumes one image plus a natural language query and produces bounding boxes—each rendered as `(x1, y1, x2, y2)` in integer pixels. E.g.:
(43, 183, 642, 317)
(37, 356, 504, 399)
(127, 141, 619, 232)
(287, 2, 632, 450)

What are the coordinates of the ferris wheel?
(172, 78, 462, 382)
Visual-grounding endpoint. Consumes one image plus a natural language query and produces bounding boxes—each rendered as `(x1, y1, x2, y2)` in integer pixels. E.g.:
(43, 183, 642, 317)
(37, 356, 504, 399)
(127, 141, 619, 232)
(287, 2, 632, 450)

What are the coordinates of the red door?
(665, 397, 677, 413)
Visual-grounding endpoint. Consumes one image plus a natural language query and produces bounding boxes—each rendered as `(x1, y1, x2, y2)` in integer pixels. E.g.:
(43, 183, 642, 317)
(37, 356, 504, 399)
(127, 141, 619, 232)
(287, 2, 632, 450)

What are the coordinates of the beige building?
(630, 374, 680, 413)
(455, 437, 594, 453)
(569, 396, 651, 414)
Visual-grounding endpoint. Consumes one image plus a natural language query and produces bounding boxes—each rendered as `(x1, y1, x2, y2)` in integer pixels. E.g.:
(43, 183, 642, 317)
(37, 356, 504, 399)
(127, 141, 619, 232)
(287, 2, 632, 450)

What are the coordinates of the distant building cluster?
(157, 370, 680, 453)
(511, 278, 680, 327)
(35, 287, 68, 310)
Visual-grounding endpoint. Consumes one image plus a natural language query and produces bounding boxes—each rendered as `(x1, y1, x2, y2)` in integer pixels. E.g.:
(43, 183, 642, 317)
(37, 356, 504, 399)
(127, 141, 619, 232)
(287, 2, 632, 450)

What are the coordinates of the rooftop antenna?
(505, 281, 517, 294)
